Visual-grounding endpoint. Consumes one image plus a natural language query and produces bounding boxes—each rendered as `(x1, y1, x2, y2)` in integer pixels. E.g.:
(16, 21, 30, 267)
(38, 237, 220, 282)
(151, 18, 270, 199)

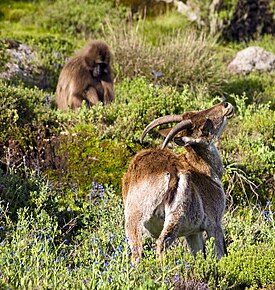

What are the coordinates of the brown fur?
(122, 102, 234, 264)
(56, 41, 114, 110)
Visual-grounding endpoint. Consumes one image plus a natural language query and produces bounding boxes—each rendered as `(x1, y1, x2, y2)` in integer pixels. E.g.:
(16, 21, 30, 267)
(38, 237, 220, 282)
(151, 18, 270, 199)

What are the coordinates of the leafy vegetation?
(0, 0, 274, 289)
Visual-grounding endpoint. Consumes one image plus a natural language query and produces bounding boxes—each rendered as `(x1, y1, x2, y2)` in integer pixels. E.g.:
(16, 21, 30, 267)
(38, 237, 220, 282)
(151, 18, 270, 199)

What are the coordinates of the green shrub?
(222, 95, 275, 203)
(34, 0, 128, 38)
(50, 126, 132, 191)
(0, 39, 9, 72)
(61, 77, 214, 145)
(0, 81, 56, 137)
(223, 72, 275, 107)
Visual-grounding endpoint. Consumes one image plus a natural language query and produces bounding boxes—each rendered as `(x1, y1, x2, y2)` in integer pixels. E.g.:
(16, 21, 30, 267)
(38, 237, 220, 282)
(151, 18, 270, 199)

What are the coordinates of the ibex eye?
(213, 98, 221, 104)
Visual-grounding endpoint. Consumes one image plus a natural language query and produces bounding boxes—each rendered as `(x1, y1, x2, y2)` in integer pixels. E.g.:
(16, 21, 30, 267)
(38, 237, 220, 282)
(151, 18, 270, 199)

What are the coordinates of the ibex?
(122, 101, 234, 264)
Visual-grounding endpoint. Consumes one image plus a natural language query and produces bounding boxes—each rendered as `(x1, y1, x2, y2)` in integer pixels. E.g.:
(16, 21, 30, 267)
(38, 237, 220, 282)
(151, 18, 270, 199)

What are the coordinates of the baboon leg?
(125, 213, 143, 265)
(70, 95, 85, 110)
(185, 232, 204, 256)
(206, 225, 227, 259)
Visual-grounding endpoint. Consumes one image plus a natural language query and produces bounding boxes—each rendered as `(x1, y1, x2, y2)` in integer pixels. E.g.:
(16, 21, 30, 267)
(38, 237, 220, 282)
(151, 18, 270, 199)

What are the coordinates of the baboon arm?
(102, 81, 114, 105)
(85, 87, 100, 106)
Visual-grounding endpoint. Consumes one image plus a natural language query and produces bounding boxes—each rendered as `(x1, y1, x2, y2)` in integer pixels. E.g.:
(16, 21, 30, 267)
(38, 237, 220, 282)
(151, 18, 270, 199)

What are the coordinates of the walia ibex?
(122, 101, 234, 264)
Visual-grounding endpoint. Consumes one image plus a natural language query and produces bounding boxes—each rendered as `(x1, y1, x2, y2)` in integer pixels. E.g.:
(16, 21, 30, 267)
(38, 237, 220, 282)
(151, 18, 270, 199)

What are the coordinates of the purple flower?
(46, 95, 51, 104)
(152, 70, 163, 78)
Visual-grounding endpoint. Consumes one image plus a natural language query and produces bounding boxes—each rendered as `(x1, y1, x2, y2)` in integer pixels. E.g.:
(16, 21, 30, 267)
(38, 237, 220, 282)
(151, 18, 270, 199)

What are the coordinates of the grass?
(0, 174, 274, 289)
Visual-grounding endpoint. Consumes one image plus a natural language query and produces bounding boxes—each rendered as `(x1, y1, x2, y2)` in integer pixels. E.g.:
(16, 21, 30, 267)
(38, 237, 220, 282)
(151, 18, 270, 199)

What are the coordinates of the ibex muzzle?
(122, 102, 234, 264)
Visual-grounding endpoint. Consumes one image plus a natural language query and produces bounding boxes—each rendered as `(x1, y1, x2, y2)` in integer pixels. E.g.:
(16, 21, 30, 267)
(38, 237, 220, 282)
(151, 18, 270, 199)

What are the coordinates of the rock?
(0, 39, 47, 87)
(228, 46, 275, 74)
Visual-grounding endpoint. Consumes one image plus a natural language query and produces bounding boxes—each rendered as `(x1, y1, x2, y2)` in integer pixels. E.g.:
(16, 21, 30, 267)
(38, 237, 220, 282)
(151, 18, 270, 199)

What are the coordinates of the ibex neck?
(184, 144, 224, 179)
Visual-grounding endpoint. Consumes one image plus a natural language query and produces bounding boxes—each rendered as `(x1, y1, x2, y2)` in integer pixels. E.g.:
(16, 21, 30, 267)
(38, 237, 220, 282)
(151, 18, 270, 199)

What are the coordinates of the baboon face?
(92, 62, 109, 78)
(83, 41, 111, 78)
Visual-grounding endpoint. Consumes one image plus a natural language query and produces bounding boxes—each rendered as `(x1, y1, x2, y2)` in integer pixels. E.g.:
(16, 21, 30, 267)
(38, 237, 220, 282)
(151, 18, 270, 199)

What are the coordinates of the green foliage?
(34, 0, 128, 38)
(222, 94, 275, 203)
(1, 176, 275, 289)
(138, 11, 190, 45)
(0, 39, 9, 71)
(53, 126, 132, 191)
(223, 72, 275, 107)
(0, 82, 55, 138)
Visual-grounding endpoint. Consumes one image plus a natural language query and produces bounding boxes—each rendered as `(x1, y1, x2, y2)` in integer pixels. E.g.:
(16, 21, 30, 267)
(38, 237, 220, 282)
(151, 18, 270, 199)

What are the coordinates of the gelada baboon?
(56, 41, 114, 110)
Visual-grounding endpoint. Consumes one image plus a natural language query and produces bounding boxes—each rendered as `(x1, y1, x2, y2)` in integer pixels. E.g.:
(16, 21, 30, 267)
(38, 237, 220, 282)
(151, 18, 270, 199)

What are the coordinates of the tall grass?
(107, 27, 225, 94)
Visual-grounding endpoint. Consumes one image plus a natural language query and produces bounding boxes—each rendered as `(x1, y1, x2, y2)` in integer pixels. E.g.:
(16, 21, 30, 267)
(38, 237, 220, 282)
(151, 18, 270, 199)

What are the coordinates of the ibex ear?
(201, 119, 214, 136)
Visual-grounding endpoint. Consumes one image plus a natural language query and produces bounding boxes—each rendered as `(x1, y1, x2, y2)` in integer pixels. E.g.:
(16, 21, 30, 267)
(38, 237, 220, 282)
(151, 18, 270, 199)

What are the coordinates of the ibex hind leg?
(125, 213, 143, 264)
(185, 232, 205, 256)
(156, 173, 191, 258)
(206, 225, 227, 259)
(156, 218, 181, 258)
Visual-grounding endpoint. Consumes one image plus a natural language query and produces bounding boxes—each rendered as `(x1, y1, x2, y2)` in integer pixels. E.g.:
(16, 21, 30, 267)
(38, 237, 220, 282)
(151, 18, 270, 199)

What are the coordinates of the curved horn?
(161, 119, 193, 149)
(140, 115, 183, 143)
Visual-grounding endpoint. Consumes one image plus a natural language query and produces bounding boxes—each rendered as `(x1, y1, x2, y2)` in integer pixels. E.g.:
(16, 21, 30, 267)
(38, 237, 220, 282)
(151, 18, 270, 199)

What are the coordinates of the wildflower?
(152, 70, 163, 78)
(46, 95, 51, 104)
(174, 273, 181, 283)
(176, 259, 182, 265)
(104, 261, 109, 267)
(184, 261, 190, 269)
(108, 234, 116, 242)
(108, 276, 112, 283)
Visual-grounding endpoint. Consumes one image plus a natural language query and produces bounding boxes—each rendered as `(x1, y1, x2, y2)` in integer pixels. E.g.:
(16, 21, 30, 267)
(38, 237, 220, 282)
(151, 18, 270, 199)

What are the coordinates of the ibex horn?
(161, 120, 193, 149)
(140, 115, 183, 143)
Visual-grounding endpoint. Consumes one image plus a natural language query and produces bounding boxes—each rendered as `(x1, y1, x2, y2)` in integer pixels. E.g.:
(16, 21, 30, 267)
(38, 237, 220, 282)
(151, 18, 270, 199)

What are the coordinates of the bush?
(61, 77, 214, 145)
(108, 28, 226, 93)
(50, 126, 132, 191)
(34, 0, 128, 38)
(0, 81, 55, 138)
(222, 95, 275, 203)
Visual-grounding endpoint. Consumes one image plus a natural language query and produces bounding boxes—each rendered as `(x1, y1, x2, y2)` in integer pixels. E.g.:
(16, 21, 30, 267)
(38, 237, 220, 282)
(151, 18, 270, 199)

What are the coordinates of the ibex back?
(122, 101, 234, 264)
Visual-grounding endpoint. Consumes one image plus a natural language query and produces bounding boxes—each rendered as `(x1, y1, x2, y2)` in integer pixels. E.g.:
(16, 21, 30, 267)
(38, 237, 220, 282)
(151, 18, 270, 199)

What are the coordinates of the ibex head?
(141, 101, 234, 148)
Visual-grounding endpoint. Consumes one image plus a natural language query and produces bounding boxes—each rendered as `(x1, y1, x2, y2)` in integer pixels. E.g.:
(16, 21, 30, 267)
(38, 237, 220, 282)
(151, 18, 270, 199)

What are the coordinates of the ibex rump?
(122, 101, 234, 263)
